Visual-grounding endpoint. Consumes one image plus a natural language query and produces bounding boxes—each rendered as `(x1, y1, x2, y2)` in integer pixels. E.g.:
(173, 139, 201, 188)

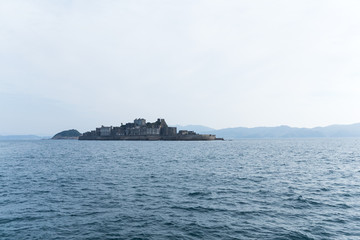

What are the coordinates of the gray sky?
(1, 0, 360, 135)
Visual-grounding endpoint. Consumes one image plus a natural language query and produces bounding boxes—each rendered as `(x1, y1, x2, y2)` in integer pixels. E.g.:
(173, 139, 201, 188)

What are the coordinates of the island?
(79, 118, 223, 141)
(52, 129, 81, 140)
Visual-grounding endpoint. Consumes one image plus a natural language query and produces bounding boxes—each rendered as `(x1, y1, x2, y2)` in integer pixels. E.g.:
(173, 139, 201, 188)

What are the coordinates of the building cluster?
(82, 118, 179, 137)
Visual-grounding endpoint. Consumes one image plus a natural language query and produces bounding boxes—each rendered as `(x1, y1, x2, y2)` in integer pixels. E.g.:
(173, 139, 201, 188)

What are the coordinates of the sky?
(1, 0, 360, 135)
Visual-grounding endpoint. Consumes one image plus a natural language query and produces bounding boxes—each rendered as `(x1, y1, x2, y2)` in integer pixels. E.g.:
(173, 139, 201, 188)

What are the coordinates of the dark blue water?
(1, 139, 360, 239)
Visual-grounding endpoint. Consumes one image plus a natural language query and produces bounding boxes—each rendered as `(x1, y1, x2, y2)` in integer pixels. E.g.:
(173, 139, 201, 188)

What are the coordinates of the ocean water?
(1, 139, 360, 239)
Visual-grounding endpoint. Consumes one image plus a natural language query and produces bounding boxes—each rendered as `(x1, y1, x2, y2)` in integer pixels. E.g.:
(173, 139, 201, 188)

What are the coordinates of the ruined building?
(79, 118, 222, 141)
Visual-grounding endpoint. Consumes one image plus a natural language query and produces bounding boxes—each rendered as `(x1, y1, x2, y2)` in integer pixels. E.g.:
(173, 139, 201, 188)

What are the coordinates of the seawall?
(78, 134, 221, 141)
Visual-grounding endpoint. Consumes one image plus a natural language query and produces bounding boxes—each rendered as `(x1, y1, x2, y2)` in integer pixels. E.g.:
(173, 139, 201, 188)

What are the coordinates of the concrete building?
(79, 118, 222, 141)
(100, 126, 112, 136)
(134, 118, 146, 127)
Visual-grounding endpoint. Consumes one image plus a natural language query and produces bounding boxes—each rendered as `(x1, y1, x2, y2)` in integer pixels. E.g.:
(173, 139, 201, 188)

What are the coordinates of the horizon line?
(2, 121, 360, 136)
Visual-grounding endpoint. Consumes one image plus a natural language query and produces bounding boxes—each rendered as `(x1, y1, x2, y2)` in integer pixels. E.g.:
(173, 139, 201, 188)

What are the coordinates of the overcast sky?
(1, 0, 360, 135)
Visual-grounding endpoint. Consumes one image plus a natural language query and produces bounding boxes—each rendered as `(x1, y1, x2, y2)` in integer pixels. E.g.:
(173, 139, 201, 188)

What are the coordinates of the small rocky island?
(52, 129, 81, 140)
(79, 118, 223, 141)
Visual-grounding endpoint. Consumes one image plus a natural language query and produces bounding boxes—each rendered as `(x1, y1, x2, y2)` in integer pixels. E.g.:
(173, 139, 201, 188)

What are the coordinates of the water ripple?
(1, 139, 360, 239)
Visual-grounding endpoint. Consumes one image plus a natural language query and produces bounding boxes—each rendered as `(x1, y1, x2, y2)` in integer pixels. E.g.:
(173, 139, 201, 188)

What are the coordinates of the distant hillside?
(0, 135, 46, 140)
(313, 123, 360, 137)
(4, 123, 360, 141)
(204, 123, 360, 139)
(52, 129, 81, 140)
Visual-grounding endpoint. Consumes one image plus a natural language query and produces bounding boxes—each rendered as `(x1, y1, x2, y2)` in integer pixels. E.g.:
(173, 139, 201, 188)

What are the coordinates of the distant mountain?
(313, 123, 360, 137)
(52, 129, 81, 140)
(172, 125, 215, 133)
(0, 135, 47, 140)
(3, 123, 360, 141)
(204, 123, 360, 139)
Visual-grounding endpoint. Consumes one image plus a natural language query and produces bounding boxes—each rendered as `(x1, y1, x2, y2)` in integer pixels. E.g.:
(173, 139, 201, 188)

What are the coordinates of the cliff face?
(52, 129, 81, 140)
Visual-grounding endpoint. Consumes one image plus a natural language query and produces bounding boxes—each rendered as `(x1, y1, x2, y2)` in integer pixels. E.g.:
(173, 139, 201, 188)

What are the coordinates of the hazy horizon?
(1, 1, 360, 135)
(3, 120, 360, 137)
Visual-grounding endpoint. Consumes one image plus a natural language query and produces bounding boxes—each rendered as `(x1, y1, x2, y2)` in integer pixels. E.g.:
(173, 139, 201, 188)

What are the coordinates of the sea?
(1, 138, 360, 239)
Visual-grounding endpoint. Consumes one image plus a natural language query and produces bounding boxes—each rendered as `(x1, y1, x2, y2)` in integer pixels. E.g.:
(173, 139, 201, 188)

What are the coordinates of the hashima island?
(79, 118, 223, 141)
